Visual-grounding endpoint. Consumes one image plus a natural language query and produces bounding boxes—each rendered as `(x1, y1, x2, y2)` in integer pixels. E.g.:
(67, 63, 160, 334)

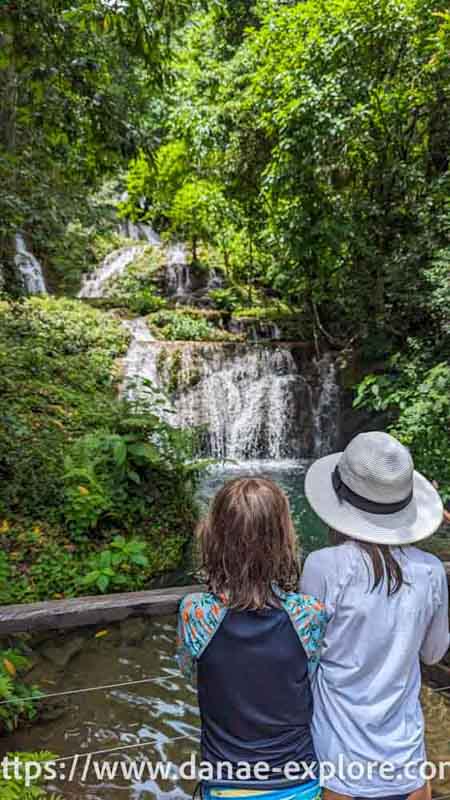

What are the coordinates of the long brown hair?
(199, 477, 300, 610)
(331, 530, 406, 595)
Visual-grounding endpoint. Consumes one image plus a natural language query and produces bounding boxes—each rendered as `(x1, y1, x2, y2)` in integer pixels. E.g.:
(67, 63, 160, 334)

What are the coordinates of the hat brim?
(305, 453, 444, 546)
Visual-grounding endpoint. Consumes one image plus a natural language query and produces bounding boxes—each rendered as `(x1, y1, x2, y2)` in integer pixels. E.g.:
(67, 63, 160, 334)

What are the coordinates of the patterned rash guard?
(176, 587, 328, 779)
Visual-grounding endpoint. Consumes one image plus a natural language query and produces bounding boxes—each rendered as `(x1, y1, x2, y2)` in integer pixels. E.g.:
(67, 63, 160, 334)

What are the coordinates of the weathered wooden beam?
(0, 585, 204, 635)
(0, 563, 448, 637)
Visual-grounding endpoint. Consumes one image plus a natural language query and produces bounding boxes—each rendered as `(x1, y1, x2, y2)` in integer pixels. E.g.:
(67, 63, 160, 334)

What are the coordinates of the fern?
(0, 648, 42, 733)
(0, 752, 62, 799)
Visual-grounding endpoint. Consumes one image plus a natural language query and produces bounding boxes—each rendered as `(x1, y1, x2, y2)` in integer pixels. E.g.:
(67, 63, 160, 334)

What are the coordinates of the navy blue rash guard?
(196, 606, 317, 778)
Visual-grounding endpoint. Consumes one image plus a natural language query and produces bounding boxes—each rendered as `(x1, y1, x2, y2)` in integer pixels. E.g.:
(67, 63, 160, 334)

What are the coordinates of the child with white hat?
(301, 431, 449, 800)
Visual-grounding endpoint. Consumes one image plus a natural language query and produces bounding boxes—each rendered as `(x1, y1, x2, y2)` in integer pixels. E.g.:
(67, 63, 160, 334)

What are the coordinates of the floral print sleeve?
(274, 587, 329, 675)
(176, 588, 328, 679)
(176, 592, 227, 680)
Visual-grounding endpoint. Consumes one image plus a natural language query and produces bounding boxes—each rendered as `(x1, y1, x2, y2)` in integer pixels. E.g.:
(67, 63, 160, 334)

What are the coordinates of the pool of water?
(198, 460, 329, 555)
(6, 616, 450, 799)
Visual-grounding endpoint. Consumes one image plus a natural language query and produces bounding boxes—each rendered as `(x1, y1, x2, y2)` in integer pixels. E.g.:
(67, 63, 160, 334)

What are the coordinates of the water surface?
(7, 615, 449, 799)
(199, 460, 329, 555)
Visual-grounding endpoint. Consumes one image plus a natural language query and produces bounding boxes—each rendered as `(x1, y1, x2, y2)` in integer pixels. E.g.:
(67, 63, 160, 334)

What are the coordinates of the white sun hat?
(305, 432, 443, 545)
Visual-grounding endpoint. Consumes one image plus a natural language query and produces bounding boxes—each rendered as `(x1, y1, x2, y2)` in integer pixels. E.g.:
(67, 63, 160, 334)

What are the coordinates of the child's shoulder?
(179, 590, 211, 612)
(179, 591, 227, 630)
(177, 591, 227, 663)
(407, 545, 446, 574)
(275, 586, 327, 620)
(275, 588, 328, 670)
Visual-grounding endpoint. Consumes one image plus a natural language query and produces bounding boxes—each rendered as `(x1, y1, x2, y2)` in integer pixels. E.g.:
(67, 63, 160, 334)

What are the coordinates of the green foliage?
(233, 301, 294, 320)
(118, 150, 156, 222)
(149, 309, 238, 341)
(0, 512, 197, 603)
(169, 179, 228, 261)
(101, 248, 167, 314)
(0, 648, 42, 734)
(82, 536, 149, 593)
(355, 342, 450, 501)
(0, 297, 128, 517)
(0, 0, 196, 276)
(0, 551, 10, 604)
(119, 140, 192, 224)
(63, 410, 194, 536)
(155, 140, 192, 219)
(44, 185, 126, 296)
(0, 752, 62, 799)
(208, 287, 244, 312)
(162, 0, 450, 347)
(0, 297, 201, 602)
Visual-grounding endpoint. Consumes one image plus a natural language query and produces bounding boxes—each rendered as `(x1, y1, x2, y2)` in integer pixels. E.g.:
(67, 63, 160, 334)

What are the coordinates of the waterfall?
(14, 234, 47, 295)
(121, 318, 158, 401)
(122, 340, 340, 460)
(206, 268, 223, 291)
(229, 318, 281, 341)
(311, 353, 341, 457)
(119, 219, 161, 245)
(78, 245, 145, 299)
(166, 243, 192, 299)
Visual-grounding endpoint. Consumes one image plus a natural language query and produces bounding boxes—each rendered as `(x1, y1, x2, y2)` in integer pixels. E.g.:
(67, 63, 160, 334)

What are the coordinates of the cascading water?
(14, 234, 47, 295)
(121, 317, 158, 401)
(166, 242, 192, 299)
(311, 353, 341, 457)
(206, 268, 223, 291)
(122, 338, 340, 461)
(113, 226, 341, 466)
(78, 245, 145, 299)
(167, 345, 310, 459)
(78, 221, 162, 299)
(119, 219, 161, 245)
(229, 318, 281, 341)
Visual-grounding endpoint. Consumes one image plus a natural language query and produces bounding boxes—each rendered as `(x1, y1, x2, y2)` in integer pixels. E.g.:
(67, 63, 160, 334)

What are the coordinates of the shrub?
(63, 409, 197, 536)
(0, 298, 202, 602)
(0, 648, 42, 734)
(0, 298, 128, 518)
(149, 309, 238, 341)
(102, 248, 167, 314)
(0, 752, 61, 799)
(355, 341, 450, 502)
(81, 536, 149, 593)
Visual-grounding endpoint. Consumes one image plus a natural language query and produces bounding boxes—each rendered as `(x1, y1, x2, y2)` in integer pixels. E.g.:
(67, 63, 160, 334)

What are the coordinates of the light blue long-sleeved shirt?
(300, 542, 449, 797)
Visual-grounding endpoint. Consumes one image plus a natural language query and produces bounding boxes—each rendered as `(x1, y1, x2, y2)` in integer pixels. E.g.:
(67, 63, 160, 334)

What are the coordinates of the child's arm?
(420, 562, 450, 665)
(175, 592, 227, 679)
(176, 595, 196, 679)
